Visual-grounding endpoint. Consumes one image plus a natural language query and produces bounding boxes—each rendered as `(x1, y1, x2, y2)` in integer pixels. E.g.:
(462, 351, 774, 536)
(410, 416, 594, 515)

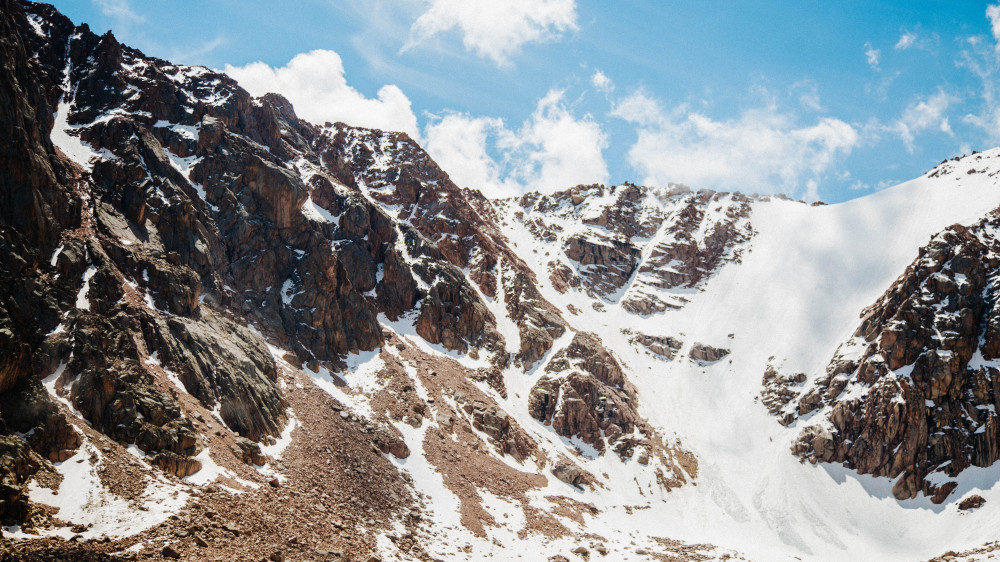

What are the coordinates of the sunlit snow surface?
(6, 442, 188, 540)
(488, 151, 1000, 561)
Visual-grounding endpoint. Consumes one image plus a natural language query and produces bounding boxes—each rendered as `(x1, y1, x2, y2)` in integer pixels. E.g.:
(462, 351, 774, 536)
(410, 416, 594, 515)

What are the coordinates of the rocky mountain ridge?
(4, 1, 1000, 561)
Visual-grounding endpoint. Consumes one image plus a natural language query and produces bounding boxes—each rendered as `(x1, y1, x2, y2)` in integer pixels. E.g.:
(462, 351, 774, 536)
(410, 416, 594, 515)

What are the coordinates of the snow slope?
(495, 149, 1000, 561)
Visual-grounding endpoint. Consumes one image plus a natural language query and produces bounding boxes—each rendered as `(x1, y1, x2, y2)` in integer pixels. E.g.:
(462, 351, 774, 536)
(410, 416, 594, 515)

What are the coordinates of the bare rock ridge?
(501, 182, 757, 314)
(0, 1, 681, 551)
(787, 211, 1000, 502)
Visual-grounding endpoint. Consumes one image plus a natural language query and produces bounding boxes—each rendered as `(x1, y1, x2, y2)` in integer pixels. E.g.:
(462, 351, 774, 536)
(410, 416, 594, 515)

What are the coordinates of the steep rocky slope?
(0, 2, 704, 560)
(785, 189, 1000, 503)
(7, 1, 1000, 561)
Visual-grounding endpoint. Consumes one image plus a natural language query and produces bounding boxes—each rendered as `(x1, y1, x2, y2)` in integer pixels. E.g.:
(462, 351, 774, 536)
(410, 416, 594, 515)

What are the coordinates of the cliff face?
(787, 209, 1000, 502)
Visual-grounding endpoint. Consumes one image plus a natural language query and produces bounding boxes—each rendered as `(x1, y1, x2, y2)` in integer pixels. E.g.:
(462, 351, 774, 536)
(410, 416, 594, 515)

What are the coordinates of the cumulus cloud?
(988, 3, 1000, 47)
(423, 114, 521, 197)
(223, 50, 419, 138)
(609, 90, 858, 199)
(424, 89, 608, 197)
(405, 0, 578, 66)
(591, 70, 614, 94)
(864, 41, 880, 69)
(890, 89, 956, 152)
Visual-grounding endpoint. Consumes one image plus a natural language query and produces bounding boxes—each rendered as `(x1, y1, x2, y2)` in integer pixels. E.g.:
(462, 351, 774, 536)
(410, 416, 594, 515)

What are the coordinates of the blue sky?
(49, 0, 1000, 202)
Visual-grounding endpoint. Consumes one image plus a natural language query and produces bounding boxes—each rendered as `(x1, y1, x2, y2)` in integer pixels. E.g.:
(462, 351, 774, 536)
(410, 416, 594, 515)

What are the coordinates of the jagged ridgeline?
(0, 0, 698, 558)
(6, 0, 1000, 560)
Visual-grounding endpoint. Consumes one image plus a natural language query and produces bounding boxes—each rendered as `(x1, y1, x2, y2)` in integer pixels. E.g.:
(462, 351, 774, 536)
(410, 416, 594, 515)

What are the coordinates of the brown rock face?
(688, 343, 730, 364)
(958, 494, 986, 511)
(506, 183, 758, 314)
(627, 332, 683, 360)
(527, 332, 694, 491)
(504, 265, 567, 368)
(789, 216, 1000, 502)
(564, 235, 640, 295)
(528, 333, 648, 458)
(413, 261, 501, 356)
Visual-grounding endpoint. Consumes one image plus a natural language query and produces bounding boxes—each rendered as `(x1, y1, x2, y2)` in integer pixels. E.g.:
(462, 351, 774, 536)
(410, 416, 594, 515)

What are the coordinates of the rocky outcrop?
(564, 235, 640, 296)
(450, 389, 535, 462)
(527, 331, 694, 492)
(0, 433, 39, 525)
(505, 184, 758, 312)
(627, 332, 683, 360)
(689, 343, 730, 364)
(790, 216, 1000, 502)
(529, 333, 639, 457)
(959, 495, 986, 511)
(0, 376, 80, 462)
(504, 265, 567, 368)
(413, 260, 501, 356)
(760, 364, 806, 426)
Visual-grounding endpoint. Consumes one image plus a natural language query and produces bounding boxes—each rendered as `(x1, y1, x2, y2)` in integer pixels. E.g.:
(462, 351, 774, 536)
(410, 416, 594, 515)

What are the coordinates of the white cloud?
(987, 4, 1000, 47)
(792, 80, 823, 111)
(610, 90, 858, 200)
(894, 28, 939, 52)
(864, 41, 880, 69)
(591, 70, 614, 94)
(223, 50, 419, 138)
(895, 31, 918, 50)
(423, 114, 522, 197)
(424, 89, 608, 197)
(93, 0, 145, 23)
(405, 0, 578, 66)
(890, 89, 955, 152)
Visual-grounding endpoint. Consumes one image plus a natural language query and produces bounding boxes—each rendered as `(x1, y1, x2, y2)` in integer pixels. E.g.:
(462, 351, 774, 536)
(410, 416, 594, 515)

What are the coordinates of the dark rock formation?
(689, 343, 730, 364)
(790, 215, 1000, 502)
(529, 333, 651, 461)
(564, 235, 640, 295)
(627, 332, 683, 360)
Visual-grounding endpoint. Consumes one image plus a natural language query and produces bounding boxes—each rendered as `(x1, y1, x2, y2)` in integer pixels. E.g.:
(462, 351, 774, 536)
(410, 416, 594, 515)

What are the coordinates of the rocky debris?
(958, 495, 986, 511)
(233, 437, 266, 466)
(688, 342, 730, 364)
(627, 332, 683, 360)
(790, 215, 1000, 501)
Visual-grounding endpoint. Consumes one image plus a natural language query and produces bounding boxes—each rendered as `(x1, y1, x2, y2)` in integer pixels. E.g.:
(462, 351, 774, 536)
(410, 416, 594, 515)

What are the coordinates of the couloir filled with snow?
(475, 149, 1000, 561)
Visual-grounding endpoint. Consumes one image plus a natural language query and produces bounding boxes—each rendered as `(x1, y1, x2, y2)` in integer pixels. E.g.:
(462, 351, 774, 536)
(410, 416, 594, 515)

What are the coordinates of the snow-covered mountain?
(4, 2, 1000, 561)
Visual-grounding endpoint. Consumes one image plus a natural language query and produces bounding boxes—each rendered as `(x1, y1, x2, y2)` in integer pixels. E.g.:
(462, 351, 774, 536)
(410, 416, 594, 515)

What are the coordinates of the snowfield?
(488, 149, 1000, 561)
